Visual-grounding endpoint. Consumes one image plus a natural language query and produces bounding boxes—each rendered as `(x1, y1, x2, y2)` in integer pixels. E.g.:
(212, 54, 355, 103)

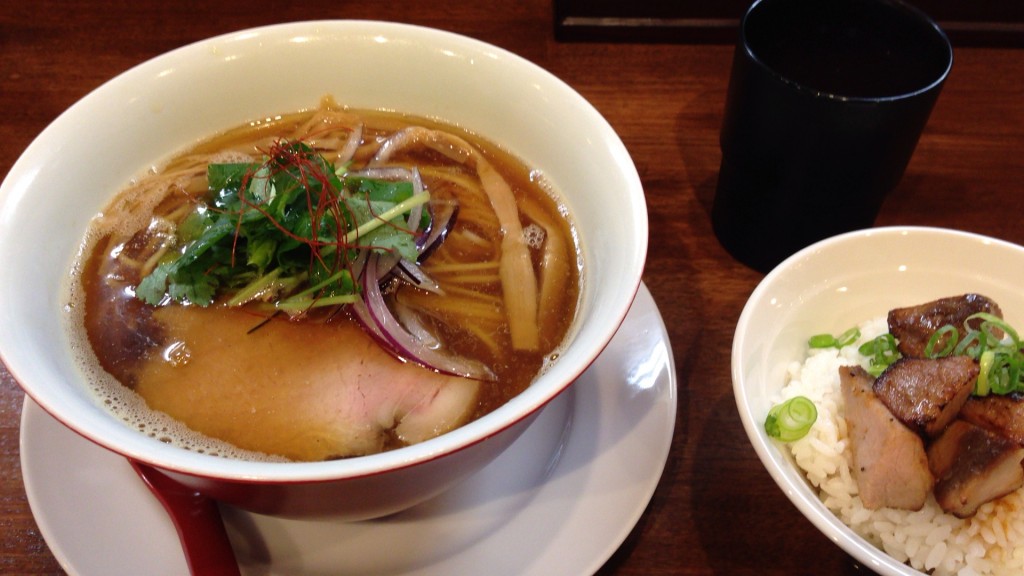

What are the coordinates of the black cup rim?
(741, 0, 954, 103)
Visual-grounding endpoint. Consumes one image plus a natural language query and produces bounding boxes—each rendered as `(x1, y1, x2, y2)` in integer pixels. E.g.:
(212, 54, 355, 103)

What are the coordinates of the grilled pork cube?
(927, 419, 1024, 518)
(888, 294, 1002, 358)
(873, 356, 978, 438)
(840, 365, 933, 511)
(960, 394, 1024, 446)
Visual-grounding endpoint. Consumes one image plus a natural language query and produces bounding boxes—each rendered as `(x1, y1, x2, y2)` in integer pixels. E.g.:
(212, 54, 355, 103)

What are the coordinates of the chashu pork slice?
(131, 305, 481, 462)
(927, 419, 1024, 518)
(960, 394, 1024, 446)
(888, 294, 1002, 358)
(840, 365, 933, 511)
(873, 356, 978, 438)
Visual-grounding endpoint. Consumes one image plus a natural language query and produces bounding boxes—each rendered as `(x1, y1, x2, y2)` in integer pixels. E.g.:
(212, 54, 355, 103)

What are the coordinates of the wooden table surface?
(2, 1, 1023, 574)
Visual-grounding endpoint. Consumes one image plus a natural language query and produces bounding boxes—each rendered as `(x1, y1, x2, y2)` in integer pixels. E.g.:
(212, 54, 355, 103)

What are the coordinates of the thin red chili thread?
(223, 141, 350, 282)
(224, 138, 420, 300)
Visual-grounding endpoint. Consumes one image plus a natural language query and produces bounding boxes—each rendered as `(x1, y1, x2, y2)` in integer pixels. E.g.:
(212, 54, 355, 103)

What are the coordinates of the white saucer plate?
(21, 283, 676, 575)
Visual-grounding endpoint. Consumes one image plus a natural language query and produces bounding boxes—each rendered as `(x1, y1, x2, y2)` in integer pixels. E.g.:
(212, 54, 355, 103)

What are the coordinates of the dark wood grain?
(553, 0, 1024, 46)
(2, 1, 1023, 574)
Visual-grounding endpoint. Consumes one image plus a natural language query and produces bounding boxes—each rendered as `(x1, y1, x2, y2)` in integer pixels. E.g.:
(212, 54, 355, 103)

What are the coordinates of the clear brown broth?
(75, 100, 580, 461)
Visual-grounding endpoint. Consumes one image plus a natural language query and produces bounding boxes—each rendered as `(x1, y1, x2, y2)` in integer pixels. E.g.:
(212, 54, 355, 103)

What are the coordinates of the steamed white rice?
(778, 317, 1024, 576)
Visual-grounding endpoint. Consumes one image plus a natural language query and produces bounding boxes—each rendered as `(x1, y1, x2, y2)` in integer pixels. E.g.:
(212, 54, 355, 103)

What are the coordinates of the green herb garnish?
(808, 327, 861, 349)
(808, 326, 902, 377)
(923, 312, 1024, 396)
(858, 333, 901, 377)
(135, 140, 428, 309)
(765, 396, 817, 442)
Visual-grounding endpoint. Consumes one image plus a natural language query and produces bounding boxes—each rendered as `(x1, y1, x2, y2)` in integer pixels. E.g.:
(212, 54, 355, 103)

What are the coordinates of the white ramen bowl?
(0, 21, 647, 519)
(732, 226, 1024, 575)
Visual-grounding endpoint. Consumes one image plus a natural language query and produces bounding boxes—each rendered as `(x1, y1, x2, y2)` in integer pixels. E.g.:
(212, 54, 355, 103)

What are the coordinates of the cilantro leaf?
(134, 141, 430, 308)
(135, 264, 170, 305)
(167, 267, 219, 306)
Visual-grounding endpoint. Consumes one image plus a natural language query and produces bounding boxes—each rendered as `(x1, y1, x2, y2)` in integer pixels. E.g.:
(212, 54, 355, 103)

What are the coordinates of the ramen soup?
(67, 98, 581, 462)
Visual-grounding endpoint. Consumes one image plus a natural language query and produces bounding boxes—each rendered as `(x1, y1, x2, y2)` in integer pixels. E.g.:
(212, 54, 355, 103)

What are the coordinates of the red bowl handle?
(131, 461, 241, 576)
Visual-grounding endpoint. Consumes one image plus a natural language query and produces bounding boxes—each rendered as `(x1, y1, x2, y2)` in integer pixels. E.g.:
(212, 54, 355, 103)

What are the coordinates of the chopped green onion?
(341, 191, 431, 245)
(808, 327, 860, 349)
(924, 325, 958, 358)
(928, 312, 1024, 396)
(973, 312, 1019, 344)
(858, 334, 901, 377)
(976, 350, 994, 396)
(226, 268, 287, 307)
(808, 333, 838, 348)
(276, 269, 355, 311)
(765, 396, 818, 442)
(275, 293, 360, 312)
(836, 327, 861, 347)
(953, 330, 982, 357)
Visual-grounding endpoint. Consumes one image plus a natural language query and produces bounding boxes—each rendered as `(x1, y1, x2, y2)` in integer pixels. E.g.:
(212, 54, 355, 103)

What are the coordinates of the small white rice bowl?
(733, 227, 1024, 576)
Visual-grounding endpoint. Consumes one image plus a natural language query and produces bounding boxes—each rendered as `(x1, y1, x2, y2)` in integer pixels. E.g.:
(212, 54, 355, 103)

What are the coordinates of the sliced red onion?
(393, 259, 444, 295)
(337, 123, 363, 165)
(393, 300, 441, 351)
(350, 298, 388, 344)
(354, 253, 495, 381)
(370, 127, 473, 166)
(348, 249, 369, 282)
(373, 251, 402, 279)
(417, 201, 458, 262)
(342, 168, 483, 378)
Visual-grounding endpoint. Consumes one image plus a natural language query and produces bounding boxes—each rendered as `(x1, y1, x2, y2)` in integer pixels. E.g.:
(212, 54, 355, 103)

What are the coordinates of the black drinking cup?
(712, 0, 953, 272)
